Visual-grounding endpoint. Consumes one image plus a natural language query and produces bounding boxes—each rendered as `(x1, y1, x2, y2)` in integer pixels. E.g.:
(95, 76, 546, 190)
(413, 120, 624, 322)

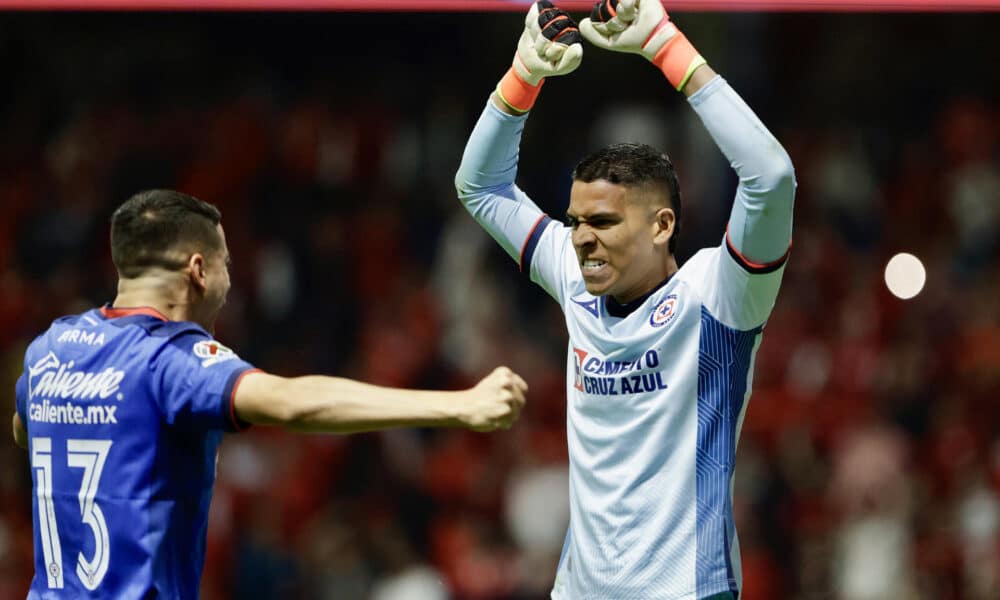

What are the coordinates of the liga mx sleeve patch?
(155, 332, 257, 432)
(192, 340, 239, 368)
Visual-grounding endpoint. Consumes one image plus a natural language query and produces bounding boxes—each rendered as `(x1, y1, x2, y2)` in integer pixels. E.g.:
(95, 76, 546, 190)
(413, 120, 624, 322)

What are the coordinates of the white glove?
(513, 0, 584, 85)
(579, 0, 705, 91)
(579, 0, 676, 61)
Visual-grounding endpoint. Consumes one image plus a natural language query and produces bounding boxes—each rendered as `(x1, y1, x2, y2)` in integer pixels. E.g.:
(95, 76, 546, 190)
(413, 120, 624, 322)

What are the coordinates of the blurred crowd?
(0, 10, 997, 600)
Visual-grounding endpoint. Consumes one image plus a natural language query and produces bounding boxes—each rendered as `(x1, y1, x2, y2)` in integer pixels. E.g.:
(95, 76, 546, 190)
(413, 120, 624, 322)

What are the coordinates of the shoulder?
(530, 217, 575, 265)
(143, 319, 209, 342)
(671, 248, 719, 296)
(676, 247, 718, 275)
(152, 324, 242, 367)
(24, 309, 102, 362)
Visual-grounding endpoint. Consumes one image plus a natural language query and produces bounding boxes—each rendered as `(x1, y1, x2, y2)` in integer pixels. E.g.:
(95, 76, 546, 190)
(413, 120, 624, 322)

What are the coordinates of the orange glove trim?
(496, 66, 544, 114)
(651, 30, 705, 91)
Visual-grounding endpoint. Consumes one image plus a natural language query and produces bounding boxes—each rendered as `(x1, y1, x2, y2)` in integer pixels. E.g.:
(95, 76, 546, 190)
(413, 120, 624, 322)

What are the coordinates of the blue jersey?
(15, 305, 258, 599)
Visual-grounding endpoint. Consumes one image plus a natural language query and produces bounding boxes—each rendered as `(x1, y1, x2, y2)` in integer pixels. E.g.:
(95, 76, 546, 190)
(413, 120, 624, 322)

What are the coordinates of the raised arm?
(456, 0, 582, 200)
(581, 0, 794, 266)
(686, 73, 794, 266)
(454, 1, 582, 299)
(234, 367, 527, 434)
(455, 0, 582, 223)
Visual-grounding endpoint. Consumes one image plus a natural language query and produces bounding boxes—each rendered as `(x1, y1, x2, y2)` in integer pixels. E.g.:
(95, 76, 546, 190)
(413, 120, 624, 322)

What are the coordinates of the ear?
(652, 207, 676, 249)
(187, 253, 208, 293)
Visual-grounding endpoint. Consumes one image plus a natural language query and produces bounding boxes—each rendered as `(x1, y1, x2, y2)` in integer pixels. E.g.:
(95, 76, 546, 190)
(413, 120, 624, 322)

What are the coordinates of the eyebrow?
(565, 212, 621, 222)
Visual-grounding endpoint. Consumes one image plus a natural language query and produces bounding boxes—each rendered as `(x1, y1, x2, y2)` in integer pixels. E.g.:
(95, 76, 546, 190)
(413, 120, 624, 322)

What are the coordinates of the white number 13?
(31, 438, 112, 590)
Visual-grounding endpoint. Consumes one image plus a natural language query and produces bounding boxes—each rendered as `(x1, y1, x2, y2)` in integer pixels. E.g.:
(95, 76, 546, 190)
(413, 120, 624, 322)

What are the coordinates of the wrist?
(428, 391, 465, 428)
(650, 28, 706, 92)
(496, 67, 544, 114)
(450, 390, 478, 428)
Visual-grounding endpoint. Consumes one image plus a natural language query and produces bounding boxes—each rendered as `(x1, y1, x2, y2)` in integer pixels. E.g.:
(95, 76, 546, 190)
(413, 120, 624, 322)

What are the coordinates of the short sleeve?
(525, 218, 574, 306)
(681, 238, 787, 331)
(153, 332, 259, 432)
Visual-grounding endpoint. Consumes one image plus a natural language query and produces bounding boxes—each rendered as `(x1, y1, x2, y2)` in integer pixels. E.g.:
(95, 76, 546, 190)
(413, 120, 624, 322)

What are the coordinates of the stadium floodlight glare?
(884, 252, 927, 300)
(0, 0, 998, 11)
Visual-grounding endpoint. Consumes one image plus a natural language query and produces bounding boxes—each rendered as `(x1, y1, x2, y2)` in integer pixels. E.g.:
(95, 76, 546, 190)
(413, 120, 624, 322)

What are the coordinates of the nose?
(572, 224, 596, 250)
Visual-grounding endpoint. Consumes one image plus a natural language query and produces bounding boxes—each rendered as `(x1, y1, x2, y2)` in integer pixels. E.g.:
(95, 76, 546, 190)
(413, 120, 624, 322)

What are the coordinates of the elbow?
(764, 147, 796, 192)
(272, 399, 305, 428)
(454, 162, 517, 207)
(274, 382, 317, 429)
(454, 166, 480, 210)
(777, 150, 796, 194)
(748, 147, 796, 206)
(272, 376, 346, 432)
(454, 169, 470, 202)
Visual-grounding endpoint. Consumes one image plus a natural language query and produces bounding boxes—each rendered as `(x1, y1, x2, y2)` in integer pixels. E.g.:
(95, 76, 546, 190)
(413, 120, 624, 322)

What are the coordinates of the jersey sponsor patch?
(650, 294, 679, 328)
(28, 351, 125, 401)
(193, 340, 238, 367)
(572, 347, 669, 396)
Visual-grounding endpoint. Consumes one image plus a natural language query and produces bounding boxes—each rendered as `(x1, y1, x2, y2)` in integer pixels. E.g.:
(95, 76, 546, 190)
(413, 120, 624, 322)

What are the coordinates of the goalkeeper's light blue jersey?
(15, 305, 257, 599)
(456, 76, 794, 599)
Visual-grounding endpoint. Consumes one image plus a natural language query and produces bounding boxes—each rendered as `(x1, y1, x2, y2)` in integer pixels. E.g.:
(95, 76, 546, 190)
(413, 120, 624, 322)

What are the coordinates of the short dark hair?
(572, 143, 682, 254)
(111, 189, 223, 278)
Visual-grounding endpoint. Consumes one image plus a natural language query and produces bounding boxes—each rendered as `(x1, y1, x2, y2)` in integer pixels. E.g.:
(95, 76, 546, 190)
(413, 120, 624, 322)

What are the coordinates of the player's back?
(16, 306, 255, 598)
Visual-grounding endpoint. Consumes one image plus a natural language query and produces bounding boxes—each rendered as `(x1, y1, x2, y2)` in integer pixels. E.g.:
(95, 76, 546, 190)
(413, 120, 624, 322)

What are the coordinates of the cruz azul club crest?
(650, 294, 679, 328)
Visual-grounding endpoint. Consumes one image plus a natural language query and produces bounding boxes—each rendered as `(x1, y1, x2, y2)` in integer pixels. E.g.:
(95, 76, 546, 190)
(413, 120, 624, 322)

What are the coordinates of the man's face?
(201, 224, 231, 330)
(567, 179, 672, 304)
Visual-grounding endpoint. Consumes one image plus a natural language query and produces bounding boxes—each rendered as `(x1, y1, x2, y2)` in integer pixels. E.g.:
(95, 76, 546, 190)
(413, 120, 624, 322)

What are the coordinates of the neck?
(613, 255, 679, 305)
(113, 272, 193, 324)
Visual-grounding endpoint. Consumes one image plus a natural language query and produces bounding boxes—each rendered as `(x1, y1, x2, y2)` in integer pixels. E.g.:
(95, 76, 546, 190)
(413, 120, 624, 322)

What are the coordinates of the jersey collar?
(604, 274, 674, 319)
(99, 304, 170, 321)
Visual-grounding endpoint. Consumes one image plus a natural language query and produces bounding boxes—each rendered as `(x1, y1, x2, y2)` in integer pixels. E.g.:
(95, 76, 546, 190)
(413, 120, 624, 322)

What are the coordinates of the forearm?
(238, 374, 462, 434)
(688, 75, 795, 262)
(579, 0, 793, 262)
(455, 101, 528, 195)
(455, 101, 549, 264)
(287, 377, 466, 433)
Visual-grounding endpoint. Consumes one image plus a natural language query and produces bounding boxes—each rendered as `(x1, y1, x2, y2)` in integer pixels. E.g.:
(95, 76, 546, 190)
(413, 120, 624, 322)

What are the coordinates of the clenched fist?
(460, 367, 529, 432)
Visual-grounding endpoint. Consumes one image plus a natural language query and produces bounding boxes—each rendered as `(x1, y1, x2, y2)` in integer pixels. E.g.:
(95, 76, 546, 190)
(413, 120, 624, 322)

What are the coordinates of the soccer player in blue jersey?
(11, 189, 528, 598)
(455, 1, 795, 598)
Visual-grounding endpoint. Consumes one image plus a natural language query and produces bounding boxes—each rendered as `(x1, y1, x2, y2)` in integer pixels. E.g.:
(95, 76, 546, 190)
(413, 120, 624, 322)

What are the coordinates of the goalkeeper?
(455, 1, 795, 598)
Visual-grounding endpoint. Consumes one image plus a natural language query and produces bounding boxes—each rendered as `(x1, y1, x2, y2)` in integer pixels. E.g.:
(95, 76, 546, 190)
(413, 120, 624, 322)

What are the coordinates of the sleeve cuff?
(725, 228, 791, 274)
(519, 215, 553, 274)
(223, 368, 263, 433)
(486, 98, 532, 123)
(685, 74, 725, 107)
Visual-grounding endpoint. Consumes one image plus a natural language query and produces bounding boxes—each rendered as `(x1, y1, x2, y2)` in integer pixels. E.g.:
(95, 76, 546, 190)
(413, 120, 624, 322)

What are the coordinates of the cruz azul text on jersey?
(572, 347, 668, 395)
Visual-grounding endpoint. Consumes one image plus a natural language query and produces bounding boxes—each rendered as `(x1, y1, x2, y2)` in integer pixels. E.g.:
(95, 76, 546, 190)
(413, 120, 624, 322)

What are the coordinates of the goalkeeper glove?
(579, 0, 706, 92)
(496, 0, 584, 114)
